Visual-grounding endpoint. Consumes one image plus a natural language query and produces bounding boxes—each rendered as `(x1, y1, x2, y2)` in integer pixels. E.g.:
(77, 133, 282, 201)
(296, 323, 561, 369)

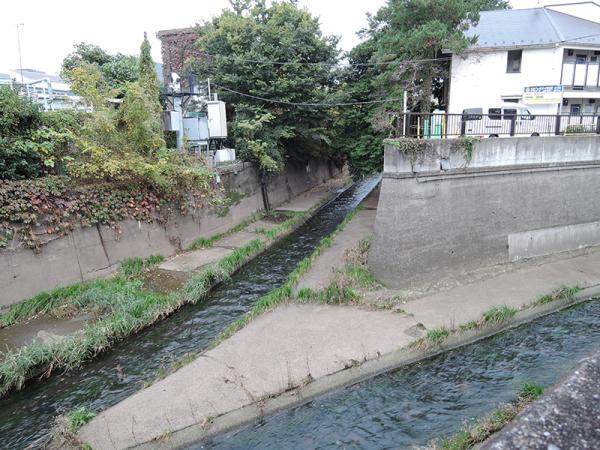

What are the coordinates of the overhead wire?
(210, 82, 404, 107)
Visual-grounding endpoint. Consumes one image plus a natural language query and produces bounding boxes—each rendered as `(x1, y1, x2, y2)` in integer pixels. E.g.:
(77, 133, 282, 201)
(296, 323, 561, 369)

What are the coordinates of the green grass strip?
(435, 382, 543, 450)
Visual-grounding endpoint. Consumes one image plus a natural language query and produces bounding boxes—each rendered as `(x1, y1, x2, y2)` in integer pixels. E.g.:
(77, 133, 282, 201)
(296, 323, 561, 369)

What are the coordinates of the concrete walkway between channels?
(79, 195, 600, 449)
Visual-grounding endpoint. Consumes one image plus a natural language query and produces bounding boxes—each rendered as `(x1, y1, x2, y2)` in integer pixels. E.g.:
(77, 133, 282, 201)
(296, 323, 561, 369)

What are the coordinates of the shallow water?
(200, 299, 600, 450)
(0, 175, 380, 450)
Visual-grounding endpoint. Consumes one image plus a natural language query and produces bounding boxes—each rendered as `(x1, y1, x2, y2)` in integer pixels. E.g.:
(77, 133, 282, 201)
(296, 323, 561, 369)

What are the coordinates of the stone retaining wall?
(1, 159, 338, 309)
(370, 136, 600, 289)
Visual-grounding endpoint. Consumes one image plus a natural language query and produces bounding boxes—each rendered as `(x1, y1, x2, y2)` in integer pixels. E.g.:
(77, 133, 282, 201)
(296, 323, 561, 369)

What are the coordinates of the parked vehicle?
(460, 103, 537, 137)
(400, 105, 600, 138)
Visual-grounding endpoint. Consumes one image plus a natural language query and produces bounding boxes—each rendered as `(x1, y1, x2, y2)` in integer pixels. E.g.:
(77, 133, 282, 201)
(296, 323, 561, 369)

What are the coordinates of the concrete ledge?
(99, 286, 600, 449)
(509, 221, 600, 261)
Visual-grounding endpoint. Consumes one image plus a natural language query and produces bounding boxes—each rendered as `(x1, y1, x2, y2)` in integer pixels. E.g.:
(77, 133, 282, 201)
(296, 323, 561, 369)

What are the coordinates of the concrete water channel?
(201, 299, 600, 449)
(0, 175, 380, 449)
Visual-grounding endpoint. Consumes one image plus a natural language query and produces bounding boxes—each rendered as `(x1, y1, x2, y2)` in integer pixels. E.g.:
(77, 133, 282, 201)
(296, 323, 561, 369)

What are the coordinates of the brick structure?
(156, 27, 202, 86)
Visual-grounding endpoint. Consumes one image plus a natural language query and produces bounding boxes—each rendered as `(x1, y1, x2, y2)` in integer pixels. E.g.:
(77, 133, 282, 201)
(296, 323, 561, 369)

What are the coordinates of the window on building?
(506, 50, 522, 73)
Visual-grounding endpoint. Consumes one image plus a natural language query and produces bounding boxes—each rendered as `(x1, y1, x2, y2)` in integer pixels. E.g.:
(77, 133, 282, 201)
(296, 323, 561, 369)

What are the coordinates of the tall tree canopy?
(191, 0, 340, 173)
(369, 0, 509, 114)
(62, 43, 139, 93)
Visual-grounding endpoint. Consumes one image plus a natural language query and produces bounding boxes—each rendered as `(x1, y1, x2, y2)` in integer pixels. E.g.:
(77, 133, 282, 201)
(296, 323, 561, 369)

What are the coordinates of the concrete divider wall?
(370, 136, 600, 289)
(1, 159, 339, 309)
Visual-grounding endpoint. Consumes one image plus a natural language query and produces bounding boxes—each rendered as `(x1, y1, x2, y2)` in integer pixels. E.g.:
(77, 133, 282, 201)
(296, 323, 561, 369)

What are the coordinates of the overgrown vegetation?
(384, 138, 434, 167)
(432, 381, 543, 450)
(0, 36, 221, 250)
(0, 204, 311, 396)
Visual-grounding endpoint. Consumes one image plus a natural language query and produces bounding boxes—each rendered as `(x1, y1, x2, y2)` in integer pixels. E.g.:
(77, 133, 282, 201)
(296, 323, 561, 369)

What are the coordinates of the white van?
(460, 103, 538, 137)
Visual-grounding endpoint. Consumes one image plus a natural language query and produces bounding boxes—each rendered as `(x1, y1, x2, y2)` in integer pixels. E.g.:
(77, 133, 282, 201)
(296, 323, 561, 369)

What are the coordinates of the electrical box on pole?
(206, 101, 227, 138)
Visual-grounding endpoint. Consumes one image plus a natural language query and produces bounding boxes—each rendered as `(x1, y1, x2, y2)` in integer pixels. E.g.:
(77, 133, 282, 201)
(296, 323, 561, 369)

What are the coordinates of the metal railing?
(396, 113, 600, 139)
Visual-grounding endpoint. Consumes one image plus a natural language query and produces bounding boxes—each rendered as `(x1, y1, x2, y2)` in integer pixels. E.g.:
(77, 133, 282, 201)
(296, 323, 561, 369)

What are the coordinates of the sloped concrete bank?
(78, 201, 600, 449)
(1, 159, 339, 308)
(482, 347, 600, 449)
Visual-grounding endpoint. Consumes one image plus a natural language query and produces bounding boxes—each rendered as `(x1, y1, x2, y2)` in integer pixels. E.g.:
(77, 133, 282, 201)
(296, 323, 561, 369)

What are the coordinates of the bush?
(565, 124, 595, 134)
(0, 85, 41, 138)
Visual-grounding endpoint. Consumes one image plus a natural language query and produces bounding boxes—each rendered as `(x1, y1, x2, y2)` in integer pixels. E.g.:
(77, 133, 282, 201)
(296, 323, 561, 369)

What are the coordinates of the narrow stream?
(0, 175, 380, 450)
(201, 299, 600, 450)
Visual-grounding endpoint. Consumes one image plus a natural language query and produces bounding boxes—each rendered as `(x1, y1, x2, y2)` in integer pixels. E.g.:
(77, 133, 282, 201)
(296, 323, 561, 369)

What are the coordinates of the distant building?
(0, 68, 81, 110)
(446, 3, 600, 115)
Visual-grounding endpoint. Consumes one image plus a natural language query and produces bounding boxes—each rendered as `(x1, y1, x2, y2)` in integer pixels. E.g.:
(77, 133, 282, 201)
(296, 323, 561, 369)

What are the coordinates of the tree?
(61, 43, 139, 92)
(332, 39, 387, 176)
(370, 0, 509, 113)
(191, 0, 340, 174)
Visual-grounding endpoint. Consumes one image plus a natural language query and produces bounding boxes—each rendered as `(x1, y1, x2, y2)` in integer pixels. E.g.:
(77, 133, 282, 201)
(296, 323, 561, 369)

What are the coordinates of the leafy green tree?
(370, 0, 509, 113)
(62, 42, 139, 92)
(332, 39, 387, 177)
(191, 0, 339, 173)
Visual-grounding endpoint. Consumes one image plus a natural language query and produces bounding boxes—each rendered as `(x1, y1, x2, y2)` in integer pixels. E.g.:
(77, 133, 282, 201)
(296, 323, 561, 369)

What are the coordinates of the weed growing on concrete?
(531, 285, 582, 307)
(296, 284, 359, 305)
(0, 283, 90, 328)
(432, 381, 544, 450)
(66, 407, 96, 433)
(483, 305, 518, 324)
(53, 407, 96, 449)
(119, 254, 165, 278)
(458, 321, 478, 332)
(410, 327, 451, 350)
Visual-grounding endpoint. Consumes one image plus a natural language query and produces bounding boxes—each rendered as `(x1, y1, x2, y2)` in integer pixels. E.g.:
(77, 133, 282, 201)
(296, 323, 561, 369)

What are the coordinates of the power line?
(199, 51, 452, 68)
(210, 82, 403, 107)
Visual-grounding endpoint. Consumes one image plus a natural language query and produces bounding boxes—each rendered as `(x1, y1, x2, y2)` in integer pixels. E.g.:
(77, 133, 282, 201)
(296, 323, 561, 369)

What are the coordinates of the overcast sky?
(0, 0, 543, 75)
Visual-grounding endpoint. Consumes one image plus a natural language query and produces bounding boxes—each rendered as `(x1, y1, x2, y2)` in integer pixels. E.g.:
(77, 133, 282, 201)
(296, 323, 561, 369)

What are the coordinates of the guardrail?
(396, 113, 600, 138)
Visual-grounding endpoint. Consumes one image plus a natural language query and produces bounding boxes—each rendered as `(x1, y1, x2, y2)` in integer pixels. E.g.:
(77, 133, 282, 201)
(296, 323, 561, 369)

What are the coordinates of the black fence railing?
(396, 113, 600, 139)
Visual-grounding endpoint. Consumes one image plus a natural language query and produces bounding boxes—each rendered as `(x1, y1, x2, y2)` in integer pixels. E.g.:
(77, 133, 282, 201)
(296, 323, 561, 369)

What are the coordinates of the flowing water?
(201, 299, 600, 450)
(0, 175, 380, 450)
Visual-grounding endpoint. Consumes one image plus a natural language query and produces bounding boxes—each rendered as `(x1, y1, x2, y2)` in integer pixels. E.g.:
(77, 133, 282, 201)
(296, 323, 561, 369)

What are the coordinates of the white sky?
(0, 0, 557, 75)
(0, 0, 387, 75)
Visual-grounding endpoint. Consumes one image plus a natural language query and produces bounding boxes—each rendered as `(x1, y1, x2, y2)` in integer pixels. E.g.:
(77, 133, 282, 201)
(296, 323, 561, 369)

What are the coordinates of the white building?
(0, 68, 81, 110)
(447, 3, 600, 115)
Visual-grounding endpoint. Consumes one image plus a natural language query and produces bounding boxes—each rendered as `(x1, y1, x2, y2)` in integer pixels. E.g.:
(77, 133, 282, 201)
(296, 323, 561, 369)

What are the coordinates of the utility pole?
(16, 23, 24, 84)
(207, 77, 211, 100)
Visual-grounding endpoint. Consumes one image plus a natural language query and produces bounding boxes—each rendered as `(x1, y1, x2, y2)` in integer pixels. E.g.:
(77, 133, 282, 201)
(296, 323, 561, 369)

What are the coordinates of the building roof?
(464, 7, 600, 50)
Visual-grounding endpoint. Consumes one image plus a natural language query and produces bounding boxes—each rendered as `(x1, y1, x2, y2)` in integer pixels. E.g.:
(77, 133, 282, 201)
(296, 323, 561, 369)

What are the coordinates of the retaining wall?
(370, 136, 600, 289)
(1, 159, 338, 309)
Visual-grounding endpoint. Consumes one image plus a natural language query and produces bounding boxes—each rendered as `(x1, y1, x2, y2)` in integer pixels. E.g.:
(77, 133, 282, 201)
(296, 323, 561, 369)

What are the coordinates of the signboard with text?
(523, 85, 564, 104)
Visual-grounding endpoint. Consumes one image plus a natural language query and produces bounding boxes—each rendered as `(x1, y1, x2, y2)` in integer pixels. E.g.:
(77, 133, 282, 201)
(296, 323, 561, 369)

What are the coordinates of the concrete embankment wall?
(370, 136, 600, 289)
(1, 159, 339, 309)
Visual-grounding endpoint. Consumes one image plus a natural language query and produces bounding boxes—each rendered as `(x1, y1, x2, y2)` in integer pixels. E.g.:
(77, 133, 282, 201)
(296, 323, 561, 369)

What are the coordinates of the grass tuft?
(483, 305, 518, 324)
(409, 327, 451, 350)
(532, 285, 582, 307)
(119, 255, 165, 278)
(66, 407, 96, 433)
(433, 381, 544, 450)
